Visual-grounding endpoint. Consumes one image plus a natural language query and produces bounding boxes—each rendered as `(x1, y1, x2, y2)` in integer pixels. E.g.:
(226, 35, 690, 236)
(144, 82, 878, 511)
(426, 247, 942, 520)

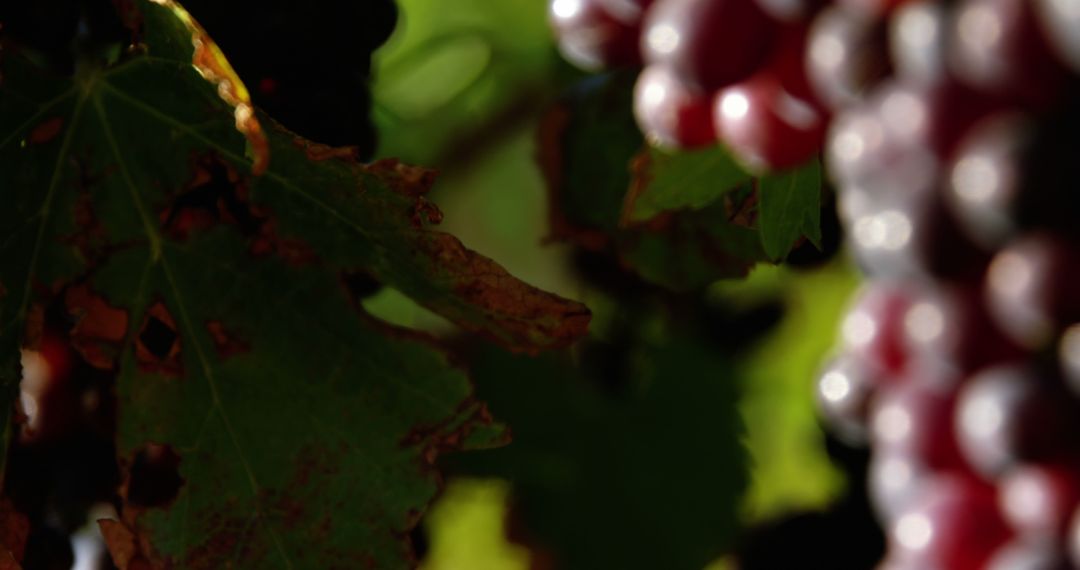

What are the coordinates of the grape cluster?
(549, 0, 828, 171)
(550, 0, 1080, 568)
(811, 1, 1080, 568)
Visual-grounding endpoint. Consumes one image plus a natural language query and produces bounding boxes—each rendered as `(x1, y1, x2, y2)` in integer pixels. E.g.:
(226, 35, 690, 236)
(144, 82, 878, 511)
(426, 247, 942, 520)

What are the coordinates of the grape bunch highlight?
(550, 0, 1080, 567)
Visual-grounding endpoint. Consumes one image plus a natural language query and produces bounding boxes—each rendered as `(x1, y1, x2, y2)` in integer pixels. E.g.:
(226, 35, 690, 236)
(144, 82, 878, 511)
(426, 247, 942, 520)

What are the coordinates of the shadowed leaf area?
(539, 72, 824, 290)
(0, 1, 588, 568)
(445, 328, 746, 570)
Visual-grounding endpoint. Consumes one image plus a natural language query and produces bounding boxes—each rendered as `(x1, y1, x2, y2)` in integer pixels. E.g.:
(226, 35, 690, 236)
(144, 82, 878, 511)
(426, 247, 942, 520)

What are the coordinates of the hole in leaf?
(342, 270, 384, 300)
(126, 444, 183, 508)
(205, 320, 250, 360)
(162, 154, 263, 240)
(409, 523, 429, 561)
(136, 303, 183, 376)
(138, 316, 176, 361)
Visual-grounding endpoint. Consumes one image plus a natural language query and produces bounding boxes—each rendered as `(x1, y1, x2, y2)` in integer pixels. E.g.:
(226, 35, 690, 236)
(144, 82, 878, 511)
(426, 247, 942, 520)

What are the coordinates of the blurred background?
(364, 1, 870, 568)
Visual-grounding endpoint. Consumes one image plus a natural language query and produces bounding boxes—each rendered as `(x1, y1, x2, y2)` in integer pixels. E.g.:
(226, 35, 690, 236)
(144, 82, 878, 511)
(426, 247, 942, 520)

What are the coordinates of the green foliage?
(625, 145, 751, 223)
(374, 0, 564, 165)
(543, 71, 643, 234)
(540, 73, 825, 290)
(447, 329, 746, 570)
(757, 160, 823, 262)
(0, 1, 587, 567)
(618, 202, 768, 290)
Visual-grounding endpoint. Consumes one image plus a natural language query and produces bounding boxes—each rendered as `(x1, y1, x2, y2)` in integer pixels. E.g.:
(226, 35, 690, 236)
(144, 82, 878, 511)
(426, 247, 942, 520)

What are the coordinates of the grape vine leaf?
(623, 144, 751, 223)
(541, 70, 643, 240)
(539, 72, 821, 290)
(757, 160, 823, 262)
(617, 200, 769, 290)
(445, 332, 747, 570)
(0, 1, 587, 567)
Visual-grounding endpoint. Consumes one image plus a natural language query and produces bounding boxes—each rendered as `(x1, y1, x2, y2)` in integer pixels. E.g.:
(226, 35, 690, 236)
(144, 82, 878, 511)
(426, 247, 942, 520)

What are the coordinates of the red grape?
(870, 374, 966, 471)
(815, 353, 881, 444)
(633, 64, 717, 148)
(642, 0, 780, 90)
(805, 6, 892, 110)
(985, 234, 1080, 349)
(837, 0, 911, 20)
(869, 451, 932, 521)
(888, 0, 947, 86)
(948, 0, 1069, 108)
(986, 538, 1072, 570)
(945, 113, 1031, 250)
(955, 366, 1080, 477)
(753, 0, 825, 23)
(763, 23, 824, 108)
(1034, 0, 1080, 73)
(598, 0, 656, 21)
(999, 464, 1080, 538)
(900, 283, 1021, 373)
(839, 282, 913, 374)
(713, 72, 826, 171)
(888, 475, 1010, 569)
(550, 0, 644, 70)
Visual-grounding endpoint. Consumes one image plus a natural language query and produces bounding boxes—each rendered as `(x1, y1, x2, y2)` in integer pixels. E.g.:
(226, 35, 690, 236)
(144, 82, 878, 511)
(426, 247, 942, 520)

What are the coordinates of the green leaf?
(448, 334, 746, 570)
(538, 74, 768, 290)
(0, 1, 588, 567)
(624, 145, 751, 223)
(757, 159, 823, 262)
(619, 201, 767, 290)
(539, 70, 643, 236)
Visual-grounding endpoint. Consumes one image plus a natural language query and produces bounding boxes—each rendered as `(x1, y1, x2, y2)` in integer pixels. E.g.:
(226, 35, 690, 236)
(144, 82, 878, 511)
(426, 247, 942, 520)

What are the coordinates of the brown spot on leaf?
(364, 159, 444, 227)
(64, 161, 110, 261)
(27, 117, 63, 145)
(180, 513, 259, 570)
(411, 197, 443, 227)
(400, 399, 486, 466)
(65, 284, 129, 370)
(292, 138, 359, 162)
(420, 232, 590, 352)
(619, 148, 654, 227)
(366, 159, 438, 198)
(162, 154, 263, 241)
(273, 496, 306, 532)
(99, 519, 159, 570)
(205, 320, 249, 360)
(135, 303, 182, 376)
(288, 446, 344, 492)
(249, 218, 320, 267)
(125, 444, 183, 508)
